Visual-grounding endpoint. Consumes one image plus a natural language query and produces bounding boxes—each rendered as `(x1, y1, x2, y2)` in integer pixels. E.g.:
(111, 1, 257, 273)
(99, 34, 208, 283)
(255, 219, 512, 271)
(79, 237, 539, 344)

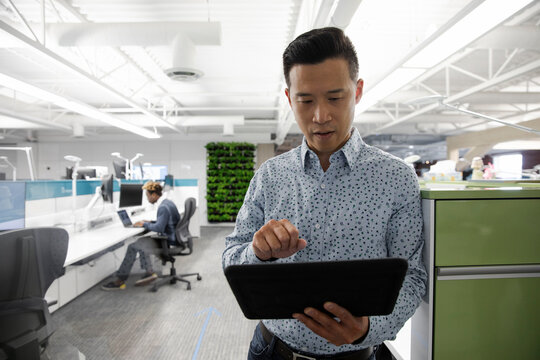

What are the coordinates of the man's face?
(285, 58, 363, 158)
(146, 191, 159, 204)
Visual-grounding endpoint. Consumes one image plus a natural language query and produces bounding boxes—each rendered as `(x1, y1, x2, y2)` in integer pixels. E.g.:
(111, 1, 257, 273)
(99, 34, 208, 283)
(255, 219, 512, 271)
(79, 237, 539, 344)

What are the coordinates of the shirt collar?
(300, 127, 365, 169)
(155, 195, 165, 207)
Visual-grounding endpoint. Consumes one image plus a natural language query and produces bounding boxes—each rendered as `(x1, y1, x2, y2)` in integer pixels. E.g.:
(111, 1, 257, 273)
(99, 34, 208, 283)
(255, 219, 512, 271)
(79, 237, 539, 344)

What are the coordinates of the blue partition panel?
(0, 181, 26, 230)
(18, 178, 197, 202)
(175, 179, 198, 187)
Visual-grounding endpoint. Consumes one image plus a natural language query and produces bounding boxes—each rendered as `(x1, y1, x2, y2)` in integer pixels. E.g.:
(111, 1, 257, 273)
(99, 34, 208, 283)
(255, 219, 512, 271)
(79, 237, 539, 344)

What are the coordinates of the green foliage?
(206, 142, 255, 222)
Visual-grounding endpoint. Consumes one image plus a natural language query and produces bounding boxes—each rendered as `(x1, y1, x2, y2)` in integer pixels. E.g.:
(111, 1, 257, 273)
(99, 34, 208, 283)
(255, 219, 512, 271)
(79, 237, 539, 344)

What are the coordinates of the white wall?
(11, 140, 211, 224)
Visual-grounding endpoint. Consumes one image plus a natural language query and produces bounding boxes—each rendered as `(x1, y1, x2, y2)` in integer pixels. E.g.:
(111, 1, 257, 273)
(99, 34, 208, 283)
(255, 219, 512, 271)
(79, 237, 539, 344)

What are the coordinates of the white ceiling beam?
(446, 118, 540, 152)
(459, 92, 540, 104)
(0, 20, 177, 132)
(473, 26, 540, 50)
(365, 58, 540, 135)
(100, 107, 279, 113)
(166, 92, 281, 98)
(0, 108, 72, 131)
(6, 0, 39, 41)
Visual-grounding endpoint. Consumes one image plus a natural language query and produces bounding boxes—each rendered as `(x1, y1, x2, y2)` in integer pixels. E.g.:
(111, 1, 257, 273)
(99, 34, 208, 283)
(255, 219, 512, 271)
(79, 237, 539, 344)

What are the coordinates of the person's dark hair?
(282, 27, 359, 87)
(142, 181, 162, 196)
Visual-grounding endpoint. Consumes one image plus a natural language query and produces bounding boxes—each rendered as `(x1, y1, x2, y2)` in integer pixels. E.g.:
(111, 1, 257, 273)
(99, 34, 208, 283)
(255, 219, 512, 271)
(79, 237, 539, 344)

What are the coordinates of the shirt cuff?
(357, 316, 382, 346)
(352, 317, 370, 345)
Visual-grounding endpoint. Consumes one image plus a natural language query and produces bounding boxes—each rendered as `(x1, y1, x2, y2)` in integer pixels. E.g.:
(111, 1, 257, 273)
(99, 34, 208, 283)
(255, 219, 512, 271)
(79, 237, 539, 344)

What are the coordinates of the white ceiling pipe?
(328, 0, 364, 29)
(46, 22, 221, 47)
(174, 116, 244, 127)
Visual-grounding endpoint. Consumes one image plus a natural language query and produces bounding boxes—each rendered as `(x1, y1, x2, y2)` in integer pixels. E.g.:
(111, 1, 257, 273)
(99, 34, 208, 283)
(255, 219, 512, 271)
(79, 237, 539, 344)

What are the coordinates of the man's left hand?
(292, 302, 369, 346)
(133, 221, 144, 227)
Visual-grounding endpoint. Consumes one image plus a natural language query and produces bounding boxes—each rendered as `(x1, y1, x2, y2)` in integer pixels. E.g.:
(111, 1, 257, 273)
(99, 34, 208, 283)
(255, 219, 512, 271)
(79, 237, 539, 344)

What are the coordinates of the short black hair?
(282, 27, 359, 87)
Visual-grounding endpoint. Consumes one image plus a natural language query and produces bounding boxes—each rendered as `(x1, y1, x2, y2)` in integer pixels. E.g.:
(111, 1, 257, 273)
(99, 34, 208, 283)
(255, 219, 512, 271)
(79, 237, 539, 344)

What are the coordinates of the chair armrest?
(150, 234, 169, 249)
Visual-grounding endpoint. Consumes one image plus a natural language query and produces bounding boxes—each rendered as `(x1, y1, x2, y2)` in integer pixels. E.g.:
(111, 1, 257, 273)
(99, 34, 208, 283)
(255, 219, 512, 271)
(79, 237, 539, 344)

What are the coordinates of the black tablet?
(224, 258, 408, 319)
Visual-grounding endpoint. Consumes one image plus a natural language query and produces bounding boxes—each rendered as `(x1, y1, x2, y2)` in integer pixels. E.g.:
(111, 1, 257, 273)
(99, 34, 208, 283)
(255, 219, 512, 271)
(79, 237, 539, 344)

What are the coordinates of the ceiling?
(0, 0, 539, 160)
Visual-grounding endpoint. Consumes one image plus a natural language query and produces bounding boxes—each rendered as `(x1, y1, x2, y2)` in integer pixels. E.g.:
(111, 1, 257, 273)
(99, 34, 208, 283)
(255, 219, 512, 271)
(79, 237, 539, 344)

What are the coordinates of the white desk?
(47, 211, 153, 312)
(65, 224, 145, 266)
(64, 209, 153, 266)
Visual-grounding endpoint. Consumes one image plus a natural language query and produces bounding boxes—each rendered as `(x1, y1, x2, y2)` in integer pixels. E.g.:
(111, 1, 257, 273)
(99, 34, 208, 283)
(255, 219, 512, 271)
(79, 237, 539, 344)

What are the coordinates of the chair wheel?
(197, 275, 202, 281)
(187, 284, 191, 290)
(151, 287, 157, 292)
(170, 279, 175, 284)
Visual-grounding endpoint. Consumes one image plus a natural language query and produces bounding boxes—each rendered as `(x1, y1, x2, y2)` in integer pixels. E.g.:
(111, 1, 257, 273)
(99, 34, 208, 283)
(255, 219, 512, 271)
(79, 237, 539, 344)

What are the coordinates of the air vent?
(165, 67, 203, 81)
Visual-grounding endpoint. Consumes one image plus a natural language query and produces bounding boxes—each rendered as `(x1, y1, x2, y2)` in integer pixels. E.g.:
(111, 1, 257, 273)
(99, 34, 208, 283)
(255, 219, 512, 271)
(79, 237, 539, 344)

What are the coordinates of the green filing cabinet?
(411, 186, 540, 360)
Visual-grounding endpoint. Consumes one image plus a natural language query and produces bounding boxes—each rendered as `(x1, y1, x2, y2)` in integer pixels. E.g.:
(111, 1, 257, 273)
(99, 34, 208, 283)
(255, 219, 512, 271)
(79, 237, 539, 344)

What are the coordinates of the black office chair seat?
(150, 197, 201, 292)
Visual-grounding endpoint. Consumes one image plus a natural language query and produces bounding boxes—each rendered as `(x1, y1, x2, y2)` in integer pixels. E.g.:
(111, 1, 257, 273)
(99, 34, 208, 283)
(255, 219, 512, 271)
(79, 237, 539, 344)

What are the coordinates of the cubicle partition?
(0, 178, 200, 312)
(408, 186, 540, 360)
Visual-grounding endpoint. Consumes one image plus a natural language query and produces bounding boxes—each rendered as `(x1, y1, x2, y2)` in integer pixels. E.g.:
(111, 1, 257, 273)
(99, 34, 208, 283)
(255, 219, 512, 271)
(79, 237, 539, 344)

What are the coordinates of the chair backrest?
(0, 227, 68, 302)
(175, 197, 196, 250)
(0, 227, 69, 359)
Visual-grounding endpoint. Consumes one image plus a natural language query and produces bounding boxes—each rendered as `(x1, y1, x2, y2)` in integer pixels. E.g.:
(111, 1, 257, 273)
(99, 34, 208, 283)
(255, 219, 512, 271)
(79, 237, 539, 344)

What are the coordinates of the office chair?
(0, 227, 69, 360)
(150, 197, 202, 292)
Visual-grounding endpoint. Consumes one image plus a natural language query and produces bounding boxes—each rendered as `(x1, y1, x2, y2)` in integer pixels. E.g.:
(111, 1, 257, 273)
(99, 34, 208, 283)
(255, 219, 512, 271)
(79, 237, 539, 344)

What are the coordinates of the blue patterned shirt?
(222, 128, 426, 355)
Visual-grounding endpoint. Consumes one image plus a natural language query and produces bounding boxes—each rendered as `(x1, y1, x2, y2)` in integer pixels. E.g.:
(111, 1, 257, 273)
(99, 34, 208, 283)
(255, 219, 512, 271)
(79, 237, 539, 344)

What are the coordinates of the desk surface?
(64, 212, 150, 266)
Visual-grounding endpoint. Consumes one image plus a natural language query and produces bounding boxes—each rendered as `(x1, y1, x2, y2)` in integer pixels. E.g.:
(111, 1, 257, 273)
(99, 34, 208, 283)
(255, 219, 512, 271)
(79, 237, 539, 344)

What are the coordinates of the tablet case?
(224, 258, 408, 319)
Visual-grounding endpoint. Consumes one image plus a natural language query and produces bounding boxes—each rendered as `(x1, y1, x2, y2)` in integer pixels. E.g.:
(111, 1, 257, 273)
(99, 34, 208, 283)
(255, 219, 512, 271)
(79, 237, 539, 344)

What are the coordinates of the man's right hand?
(252, 219, 307, 260)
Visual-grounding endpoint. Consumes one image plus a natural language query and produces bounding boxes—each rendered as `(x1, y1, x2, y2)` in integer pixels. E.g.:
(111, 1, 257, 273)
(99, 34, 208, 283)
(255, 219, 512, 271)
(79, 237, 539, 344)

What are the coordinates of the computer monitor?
(119, 184, 143, 208)
(77, 168, 97, 179)
(0, 182, 26, 231)
(65, 167, 97, 179)
(113, 160, 127, 179)
(101, 174, 114, 203)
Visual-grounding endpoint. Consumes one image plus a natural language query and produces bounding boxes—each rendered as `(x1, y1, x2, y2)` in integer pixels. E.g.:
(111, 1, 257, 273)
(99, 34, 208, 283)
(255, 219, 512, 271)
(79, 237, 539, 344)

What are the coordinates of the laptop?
(117, 209, 135, 228)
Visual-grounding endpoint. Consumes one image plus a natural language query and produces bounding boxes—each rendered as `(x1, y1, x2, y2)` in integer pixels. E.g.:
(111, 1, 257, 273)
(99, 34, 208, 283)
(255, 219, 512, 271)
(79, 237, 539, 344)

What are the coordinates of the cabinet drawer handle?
(437, 264, 540, 280)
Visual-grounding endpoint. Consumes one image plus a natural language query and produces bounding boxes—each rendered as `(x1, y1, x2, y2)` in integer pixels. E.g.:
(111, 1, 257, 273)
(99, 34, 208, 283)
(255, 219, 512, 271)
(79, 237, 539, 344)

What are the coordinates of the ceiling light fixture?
(0, 73, 160, 139)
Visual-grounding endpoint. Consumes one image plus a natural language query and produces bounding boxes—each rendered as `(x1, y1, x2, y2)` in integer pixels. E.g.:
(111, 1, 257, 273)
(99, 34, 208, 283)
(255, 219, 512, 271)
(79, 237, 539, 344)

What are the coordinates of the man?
(222, 27, 426, 360)
(102, 181, 180, 290)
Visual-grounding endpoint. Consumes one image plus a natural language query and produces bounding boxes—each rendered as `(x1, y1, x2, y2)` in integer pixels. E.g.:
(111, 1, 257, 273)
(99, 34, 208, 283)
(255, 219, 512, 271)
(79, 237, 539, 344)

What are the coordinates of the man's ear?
(355, 79, 364, 104)
(285, 88, 292, 107)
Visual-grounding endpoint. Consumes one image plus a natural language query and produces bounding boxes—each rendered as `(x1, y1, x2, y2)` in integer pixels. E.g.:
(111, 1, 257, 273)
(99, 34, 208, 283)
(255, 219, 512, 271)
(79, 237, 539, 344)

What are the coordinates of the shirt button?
(320, 183, 326, 189)
(315, 223, 320, 229)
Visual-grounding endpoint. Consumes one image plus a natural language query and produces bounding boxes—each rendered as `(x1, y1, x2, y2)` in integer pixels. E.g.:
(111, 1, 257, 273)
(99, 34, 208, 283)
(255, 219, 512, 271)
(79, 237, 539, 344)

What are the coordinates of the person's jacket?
(143, 198, 180, 245)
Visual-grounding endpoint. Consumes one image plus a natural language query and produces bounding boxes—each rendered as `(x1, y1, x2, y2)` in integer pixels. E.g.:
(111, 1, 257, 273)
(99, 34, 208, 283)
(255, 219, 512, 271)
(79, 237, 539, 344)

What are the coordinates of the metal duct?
(47, 22, 221, 81)
(46, 22, 221, 47)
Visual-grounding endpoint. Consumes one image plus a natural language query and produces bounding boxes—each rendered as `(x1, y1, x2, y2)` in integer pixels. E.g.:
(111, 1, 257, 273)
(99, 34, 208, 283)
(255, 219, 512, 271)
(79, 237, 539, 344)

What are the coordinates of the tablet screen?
(224, 258, 408, 319)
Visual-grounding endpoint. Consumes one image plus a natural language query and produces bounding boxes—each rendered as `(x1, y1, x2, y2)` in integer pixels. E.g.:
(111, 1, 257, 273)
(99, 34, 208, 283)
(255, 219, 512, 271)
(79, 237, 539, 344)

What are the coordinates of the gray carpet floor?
(48, 226, 258, 360)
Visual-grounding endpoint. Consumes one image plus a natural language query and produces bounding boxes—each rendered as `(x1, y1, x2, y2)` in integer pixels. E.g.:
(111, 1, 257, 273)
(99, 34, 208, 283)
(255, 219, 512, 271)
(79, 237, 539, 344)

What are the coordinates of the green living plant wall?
(205, 142, 256, 222)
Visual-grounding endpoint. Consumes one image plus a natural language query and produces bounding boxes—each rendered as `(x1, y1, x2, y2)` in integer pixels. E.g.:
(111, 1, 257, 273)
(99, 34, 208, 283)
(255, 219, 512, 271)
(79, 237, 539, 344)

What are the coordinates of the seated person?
(101, 181, 180, 290)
